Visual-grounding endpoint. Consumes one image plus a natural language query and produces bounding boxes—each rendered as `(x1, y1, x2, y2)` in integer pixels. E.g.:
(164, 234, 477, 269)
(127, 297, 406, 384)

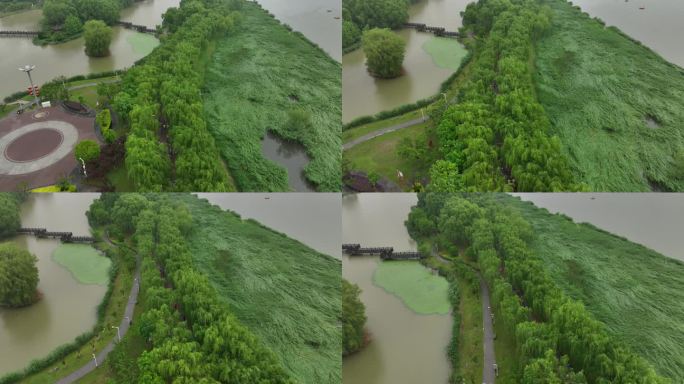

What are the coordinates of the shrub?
(75, 140, 101, 163)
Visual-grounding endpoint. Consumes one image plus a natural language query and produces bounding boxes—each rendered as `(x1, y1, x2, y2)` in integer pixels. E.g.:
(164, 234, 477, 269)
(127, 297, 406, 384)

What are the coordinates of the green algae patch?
(373, 261, 450, 314)
(53, 244, 111, 285)
(422, 37, 467, 70)
(126, 33, 159, 55)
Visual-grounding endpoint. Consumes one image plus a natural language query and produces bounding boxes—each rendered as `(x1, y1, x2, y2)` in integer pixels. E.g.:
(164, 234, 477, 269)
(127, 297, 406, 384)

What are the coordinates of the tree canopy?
(362, 28, 406, 78)
(83, 19, 112, 57)
(342, 279, 367, 355)
(0, 243, 39, 308)
(0, 194, 20, 239)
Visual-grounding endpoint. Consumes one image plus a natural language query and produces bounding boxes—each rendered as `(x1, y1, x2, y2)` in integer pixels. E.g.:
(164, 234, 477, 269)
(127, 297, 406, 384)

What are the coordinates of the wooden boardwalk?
(342, 243, 423, 260)
(404, 23, 459, 37)
(18, 227, 95, 243)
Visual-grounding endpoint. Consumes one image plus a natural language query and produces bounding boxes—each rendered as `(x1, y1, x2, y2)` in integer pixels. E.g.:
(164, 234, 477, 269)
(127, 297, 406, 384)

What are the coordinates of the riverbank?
(178, 194, 341, 383)
(503, 194, 684, 381)
(203, 1, 341, 192)
(535, 0, 684, 191)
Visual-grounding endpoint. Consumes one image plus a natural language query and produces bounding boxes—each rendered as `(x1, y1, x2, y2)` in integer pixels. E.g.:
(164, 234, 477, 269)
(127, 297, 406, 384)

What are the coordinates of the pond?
(260, 132, 315, 192)
(342, 0, 471, 122)
(0, 193, 107, 375)
(342, 193, 452, 384)
(0, 0, 184, 98)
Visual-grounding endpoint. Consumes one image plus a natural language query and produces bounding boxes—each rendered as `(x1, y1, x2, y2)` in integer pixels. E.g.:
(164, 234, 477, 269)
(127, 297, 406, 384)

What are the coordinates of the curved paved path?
(66, 78, 121, 92)
(431, 245, 496, 383)
(342, 116, 428, 150)
(56, 235, 141, 384)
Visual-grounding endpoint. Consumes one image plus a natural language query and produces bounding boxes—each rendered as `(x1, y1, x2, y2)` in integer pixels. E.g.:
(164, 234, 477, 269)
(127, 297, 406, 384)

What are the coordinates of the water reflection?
(0, 193, 104, 375)
(342, 193, 452, 384)
(260, 131, 315, 192)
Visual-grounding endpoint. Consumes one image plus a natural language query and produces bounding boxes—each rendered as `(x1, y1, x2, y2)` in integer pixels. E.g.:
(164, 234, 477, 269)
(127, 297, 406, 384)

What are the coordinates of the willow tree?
(0, 243, 39, 308)
(362, 28, 406, 78)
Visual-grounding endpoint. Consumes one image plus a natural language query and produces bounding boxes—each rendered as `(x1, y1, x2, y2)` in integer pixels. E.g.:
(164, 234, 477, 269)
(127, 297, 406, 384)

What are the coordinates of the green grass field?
(175, 195, 341, 384)
(344, 122, 430, 187)
(52, 244, 111, 285)
(535, 0, 684, 191)
(372, 261, 450, 315)
(203, 2, 341, 191)
(342, 110, 423, 143)
(503, 195, 684, 381)
(422, 37, 468, 71)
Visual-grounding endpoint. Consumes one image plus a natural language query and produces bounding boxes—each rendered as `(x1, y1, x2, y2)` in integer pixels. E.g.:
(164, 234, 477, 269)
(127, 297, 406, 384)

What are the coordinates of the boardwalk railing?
(342, 243, 422, 260)
(403, 23, 459, 37)
(0, 30, 40, 38)
(115, 21, 156, 34)
(18, 227, 95, 243)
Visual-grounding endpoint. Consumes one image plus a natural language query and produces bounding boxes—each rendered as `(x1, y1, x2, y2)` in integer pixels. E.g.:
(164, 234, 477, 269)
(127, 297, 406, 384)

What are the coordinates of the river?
(0, 193, 104, 375)
(0, 0, 181, 98)
(514, 193, 684, 263)
(570, 0, 684, 68)
(195, 193, 341, 258)
(342, 193, 452, 384)
(255, 0, 341, 61)
(342, 0, 471, 122)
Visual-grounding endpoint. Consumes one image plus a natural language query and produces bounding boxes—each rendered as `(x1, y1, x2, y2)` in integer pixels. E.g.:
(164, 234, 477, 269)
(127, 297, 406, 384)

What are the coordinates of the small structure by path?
(55, 234, 141, 384)
(342, 116, 428, 150)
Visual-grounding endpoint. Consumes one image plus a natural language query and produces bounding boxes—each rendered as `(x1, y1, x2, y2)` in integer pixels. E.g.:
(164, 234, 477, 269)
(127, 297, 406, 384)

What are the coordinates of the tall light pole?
(92, 353, 98, 367)
(112, 326, 121, 342)
(18, 65, 40, 108)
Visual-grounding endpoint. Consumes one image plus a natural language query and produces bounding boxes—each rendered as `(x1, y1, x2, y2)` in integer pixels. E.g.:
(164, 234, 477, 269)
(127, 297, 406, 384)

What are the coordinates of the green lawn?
(107, 165, 136, 192)
(372, 260, 450, 315)
(203, 2, 341, 191)
(502, 194, 684, 381)
(535, 0, 684, 191)
(52, 244, 111, 285)
(344, 122, 430, 188)
(177, 195, 341, 384)
(455, 271, 483, 382)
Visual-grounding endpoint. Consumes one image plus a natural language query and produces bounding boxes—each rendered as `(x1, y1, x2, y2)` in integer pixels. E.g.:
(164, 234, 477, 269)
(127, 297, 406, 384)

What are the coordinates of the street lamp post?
(92, 353, 98, 367)
(442, 92, 448, 104)
(18, 65, 40, 108)
(112, 326, 121, 342)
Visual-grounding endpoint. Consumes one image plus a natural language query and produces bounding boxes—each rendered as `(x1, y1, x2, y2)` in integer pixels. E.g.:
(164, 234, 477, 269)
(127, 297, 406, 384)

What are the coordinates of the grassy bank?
(503, 195, 684, 381)
(177, 194, 341, 383)
(535, 0, 684, 191)
(203, 2, 341, 191)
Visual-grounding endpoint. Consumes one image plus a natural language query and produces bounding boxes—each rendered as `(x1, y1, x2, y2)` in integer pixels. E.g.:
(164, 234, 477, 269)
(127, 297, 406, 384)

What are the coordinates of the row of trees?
(113, 0, 241, 191)
(430, 0, 581, 191)
(342, 279, 366, 355)
(88, 194, 294, 382)
(406, 193, 669, 383)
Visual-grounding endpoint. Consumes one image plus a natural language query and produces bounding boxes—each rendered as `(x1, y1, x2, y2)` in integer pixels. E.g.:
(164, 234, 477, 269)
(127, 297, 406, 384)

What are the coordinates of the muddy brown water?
(195, 193, 341, 258)
(570, 0, 684, 68)
(342, 193, 452, 384)
(0, 193, 103, 375)
(514, 193, 684, 263)
(0, 0, 181, 99)
(342, 0, 472, 123)
(260, 132, 316, 192)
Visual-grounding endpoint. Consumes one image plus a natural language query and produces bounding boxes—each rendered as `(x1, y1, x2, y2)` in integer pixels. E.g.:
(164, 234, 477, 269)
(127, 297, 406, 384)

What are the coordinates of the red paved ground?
(5, 129, 63, 162)
(0, 106, 98, 190)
